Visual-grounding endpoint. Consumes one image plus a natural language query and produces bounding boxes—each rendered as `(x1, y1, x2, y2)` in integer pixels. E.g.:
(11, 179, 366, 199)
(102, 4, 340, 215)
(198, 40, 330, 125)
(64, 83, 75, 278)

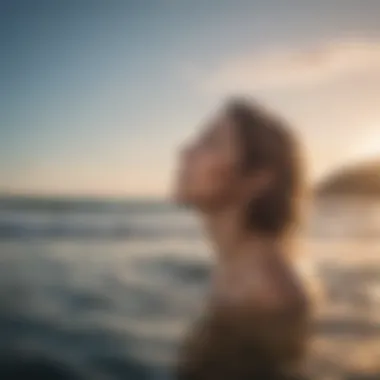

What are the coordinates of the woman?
(174, 98, 310, 379)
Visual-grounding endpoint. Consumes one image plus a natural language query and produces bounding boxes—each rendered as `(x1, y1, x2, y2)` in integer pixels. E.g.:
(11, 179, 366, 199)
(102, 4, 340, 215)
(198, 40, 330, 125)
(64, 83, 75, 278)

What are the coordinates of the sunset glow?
(2, 1, 380, 196)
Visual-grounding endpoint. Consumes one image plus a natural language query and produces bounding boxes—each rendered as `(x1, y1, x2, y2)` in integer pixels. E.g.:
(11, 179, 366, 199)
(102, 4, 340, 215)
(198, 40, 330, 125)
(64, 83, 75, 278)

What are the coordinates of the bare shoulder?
(227, 256, 310, 358)
(233, 253, 309, 322)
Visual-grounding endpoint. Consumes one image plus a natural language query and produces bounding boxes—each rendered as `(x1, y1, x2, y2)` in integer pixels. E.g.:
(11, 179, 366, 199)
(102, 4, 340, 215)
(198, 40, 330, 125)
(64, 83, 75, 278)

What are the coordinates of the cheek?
(200, 160, 233, 189)
(181, 154, 239, 202)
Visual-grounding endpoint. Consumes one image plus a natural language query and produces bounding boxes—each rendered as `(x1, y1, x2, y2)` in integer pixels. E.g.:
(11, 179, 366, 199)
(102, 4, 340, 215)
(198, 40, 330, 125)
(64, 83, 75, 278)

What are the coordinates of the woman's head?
(174, 98, 304, 236)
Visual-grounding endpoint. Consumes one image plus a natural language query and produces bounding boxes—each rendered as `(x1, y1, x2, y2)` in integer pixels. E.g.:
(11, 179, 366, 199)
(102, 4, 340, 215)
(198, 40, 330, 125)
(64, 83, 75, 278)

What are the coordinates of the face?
(173, 112, 245, 211)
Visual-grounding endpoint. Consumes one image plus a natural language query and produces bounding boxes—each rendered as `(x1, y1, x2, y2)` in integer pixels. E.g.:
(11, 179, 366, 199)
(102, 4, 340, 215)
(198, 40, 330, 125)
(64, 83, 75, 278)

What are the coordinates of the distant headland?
(316, 158, 380, 198)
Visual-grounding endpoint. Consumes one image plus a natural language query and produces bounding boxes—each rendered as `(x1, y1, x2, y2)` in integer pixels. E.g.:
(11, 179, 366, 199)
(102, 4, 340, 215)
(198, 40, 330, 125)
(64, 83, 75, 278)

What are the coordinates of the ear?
(245, 169, 274, 199)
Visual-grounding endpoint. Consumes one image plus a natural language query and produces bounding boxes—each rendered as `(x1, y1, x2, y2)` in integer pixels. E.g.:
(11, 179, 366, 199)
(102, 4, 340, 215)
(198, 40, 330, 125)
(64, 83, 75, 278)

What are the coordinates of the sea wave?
(0, 199, 199, 241)
(0, 219, 200, 240)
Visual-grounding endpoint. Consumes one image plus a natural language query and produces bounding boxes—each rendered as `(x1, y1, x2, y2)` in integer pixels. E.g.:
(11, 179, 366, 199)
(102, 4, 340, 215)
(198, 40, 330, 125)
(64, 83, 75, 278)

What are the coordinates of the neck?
(201, 205, 279, 263)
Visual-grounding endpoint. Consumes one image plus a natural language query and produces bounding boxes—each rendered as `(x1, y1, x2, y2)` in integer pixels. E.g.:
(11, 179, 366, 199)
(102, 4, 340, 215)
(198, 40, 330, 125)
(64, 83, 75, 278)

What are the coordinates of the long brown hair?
(225, 98, 305, 238)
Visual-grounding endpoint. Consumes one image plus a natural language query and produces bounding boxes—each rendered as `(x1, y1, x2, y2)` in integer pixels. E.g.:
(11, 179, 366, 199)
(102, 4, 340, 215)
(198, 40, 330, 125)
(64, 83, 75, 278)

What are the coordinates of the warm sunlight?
(352, 129, 380, 161)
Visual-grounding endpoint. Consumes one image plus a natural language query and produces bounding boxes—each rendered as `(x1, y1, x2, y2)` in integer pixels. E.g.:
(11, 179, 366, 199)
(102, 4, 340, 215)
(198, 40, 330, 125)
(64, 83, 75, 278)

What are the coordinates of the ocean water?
(0, 196, 380, 380)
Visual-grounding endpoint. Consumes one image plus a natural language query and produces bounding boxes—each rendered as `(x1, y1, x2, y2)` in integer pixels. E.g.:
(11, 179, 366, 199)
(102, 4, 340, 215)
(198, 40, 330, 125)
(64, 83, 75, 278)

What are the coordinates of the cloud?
(185, 40, 380, 95)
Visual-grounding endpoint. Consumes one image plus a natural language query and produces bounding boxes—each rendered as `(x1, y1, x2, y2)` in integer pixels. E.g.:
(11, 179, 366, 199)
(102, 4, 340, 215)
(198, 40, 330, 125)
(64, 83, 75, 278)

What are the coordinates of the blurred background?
(1, 1, 380, 379)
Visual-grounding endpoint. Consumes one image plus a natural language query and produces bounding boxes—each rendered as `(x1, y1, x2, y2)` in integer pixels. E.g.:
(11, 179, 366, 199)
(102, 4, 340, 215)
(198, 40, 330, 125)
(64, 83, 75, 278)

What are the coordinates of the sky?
(1, 0, 380, 197)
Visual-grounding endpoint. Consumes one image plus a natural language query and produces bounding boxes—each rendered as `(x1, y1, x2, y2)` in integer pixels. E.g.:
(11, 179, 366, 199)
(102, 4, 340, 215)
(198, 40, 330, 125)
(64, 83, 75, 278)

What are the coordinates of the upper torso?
(176, 248, 310, 380)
